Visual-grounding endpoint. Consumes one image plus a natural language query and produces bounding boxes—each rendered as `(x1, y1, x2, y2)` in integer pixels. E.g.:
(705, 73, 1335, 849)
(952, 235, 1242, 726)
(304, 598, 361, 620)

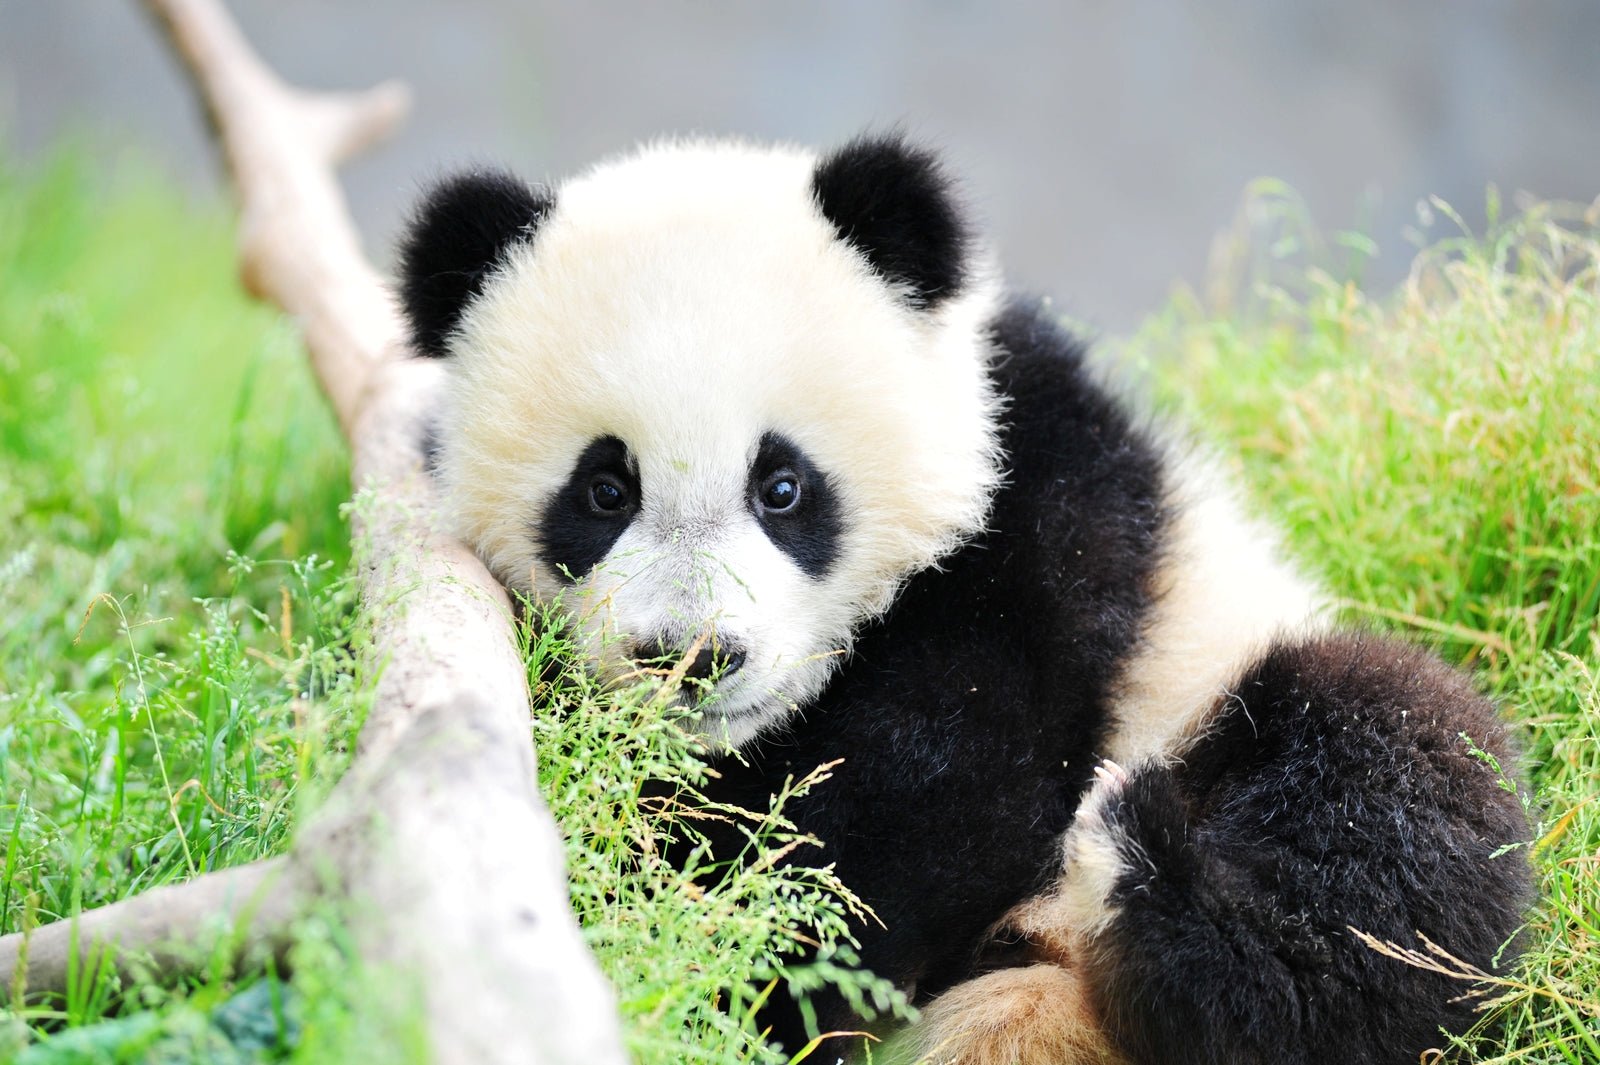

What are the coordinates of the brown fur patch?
(910, 964, 1125, 1065)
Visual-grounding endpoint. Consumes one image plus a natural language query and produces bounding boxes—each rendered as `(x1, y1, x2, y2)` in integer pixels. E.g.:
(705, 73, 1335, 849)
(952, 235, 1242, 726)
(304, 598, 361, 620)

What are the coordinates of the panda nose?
(639, 637, 746, 682)
(683, 643, 746, 682)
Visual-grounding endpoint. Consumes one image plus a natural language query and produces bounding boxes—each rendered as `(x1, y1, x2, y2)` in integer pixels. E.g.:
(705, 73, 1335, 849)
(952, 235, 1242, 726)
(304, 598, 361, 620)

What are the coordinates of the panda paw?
(1054, 759, 1140, 938)
(1078, 758, 1132, 834)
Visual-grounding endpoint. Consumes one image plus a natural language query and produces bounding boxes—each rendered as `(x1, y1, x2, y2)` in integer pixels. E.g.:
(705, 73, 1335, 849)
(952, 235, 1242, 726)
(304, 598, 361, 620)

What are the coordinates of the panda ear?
(397, 169, 555, 358)
(811, 133, 970, 310)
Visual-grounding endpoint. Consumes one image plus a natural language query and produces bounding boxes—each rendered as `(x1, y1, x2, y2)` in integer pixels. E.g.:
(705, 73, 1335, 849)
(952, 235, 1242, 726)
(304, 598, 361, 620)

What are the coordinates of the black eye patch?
(536, 435, 640, 583)
(749, 432, 841, 579)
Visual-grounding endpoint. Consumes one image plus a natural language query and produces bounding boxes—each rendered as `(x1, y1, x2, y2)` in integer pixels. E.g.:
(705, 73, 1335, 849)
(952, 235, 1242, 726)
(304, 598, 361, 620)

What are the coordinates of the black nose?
(638, 637, 746, 682)
(682, 643, 747, 682)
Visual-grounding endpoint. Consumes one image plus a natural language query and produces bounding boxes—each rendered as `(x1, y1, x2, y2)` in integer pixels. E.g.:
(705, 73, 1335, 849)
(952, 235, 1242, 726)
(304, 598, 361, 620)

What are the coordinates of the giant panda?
(396, 133, 1533, 1065)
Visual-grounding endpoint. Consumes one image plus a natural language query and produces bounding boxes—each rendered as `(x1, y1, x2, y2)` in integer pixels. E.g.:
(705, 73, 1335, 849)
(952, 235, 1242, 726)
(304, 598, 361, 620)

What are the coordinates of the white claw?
(1094, 759, 1130, 787)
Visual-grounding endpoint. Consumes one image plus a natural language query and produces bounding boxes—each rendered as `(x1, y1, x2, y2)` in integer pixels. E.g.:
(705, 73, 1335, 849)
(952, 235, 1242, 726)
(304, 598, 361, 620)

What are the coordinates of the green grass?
(0, 145, 1594, 1063)
(0, 144, 365, 1060)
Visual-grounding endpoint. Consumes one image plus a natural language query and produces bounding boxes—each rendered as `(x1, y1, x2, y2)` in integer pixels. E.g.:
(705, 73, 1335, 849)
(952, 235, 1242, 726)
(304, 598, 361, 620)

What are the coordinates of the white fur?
(1105, 444, 1328, 766)
(434, 139, 1004, 744)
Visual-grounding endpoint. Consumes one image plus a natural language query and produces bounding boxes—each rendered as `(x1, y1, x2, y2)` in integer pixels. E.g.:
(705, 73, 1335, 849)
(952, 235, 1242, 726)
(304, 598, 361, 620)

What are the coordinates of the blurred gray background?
(3, 0, 1598, 333)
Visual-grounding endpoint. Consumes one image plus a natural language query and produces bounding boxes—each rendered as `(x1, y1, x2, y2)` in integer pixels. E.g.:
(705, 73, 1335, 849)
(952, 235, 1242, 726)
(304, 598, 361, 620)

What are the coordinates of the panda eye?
(759, 471, 802, 513)
(589, 475, 631, 514)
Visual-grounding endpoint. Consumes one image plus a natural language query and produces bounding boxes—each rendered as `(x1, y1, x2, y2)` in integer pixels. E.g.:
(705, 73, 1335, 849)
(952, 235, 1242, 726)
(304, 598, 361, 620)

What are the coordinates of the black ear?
(397, 169, 555, 358)
(811, 134, 970, 310)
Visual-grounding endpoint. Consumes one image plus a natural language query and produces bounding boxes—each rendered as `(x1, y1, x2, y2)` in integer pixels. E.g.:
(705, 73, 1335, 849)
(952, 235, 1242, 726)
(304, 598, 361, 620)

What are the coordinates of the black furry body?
(688, 301, 1531, 1062)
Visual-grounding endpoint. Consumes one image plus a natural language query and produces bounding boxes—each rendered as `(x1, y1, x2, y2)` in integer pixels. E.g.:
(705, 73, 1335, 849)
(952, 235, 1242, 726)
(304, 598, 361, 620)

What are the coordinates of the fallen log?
(0, 2, 627, 1062)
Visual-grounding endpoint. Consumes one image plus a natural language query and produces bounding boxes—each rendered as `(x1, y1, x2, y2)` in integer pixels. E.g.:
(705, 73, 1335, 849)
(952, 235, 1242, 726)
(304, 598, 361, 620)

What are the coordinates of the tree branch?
(0, 3, 627, 1062)
(1, 860, 297, 1000)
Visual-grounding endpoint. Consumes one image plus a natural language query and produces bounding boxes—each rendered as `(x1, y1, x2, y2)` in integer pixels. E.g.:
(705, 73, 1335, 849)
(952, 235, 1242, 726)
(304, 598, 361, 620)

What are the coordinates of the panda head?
(398, 134, 1004, 746)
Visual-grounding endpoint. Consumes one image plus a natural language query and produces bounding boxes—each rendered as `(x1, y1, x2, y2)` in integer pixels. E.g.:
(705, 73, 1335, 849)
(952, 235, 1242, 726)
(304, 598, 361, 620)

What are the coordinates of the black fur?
(749, 432, 842, 579)
(398, 169, 555, 358)
(1089, 633, 1531, 1065)
(811, 134, 969, 310)
(688, 298, 1169, 1047)
(536, 435, 640, 582)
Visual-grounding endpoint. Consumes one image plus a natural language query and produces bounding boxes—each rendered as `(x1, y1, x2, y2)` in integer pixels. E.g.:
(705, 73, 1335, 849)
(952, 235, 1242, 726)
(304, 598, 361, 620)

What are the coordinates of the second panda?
(397, 133, 1532, 1065)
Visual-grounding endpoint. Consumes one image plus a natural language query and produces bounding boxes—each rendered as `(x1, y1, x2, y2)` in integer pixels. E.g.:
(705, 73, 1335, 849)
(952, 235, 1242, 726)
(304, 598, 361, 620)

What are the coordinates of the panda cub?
(398, 134, 1532, 1065)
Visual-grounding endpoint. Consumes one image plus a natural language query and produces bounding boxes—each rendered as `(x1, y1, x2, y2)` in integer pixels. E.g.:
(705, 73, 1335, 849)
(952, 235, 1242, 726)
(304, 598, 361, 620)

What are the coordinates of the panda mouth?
(679, 677, 770, 723)
(596, 639, 787, 741)
(675, 678, 752, 716)
(682, 691, 782, 750)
